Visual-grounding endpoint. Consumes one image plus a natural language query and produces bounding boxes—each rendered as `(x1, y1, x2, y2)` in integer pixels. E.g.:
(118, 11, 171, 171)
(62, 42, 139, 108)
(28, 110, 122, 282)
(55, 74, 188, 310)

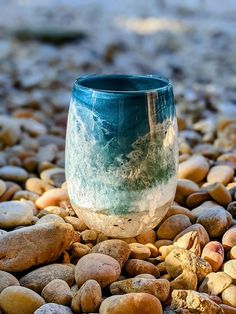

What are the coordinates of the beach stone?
(219, 304, 236, 314)
(175, 179, 199, 205)
(34, 303, 73, 314)
(125, 259, 160, 278)
(41, 279, 72, 306)
(13, 190, 39, 202)
(0, 200, 34, 229)
(91, 239, 131, 268)
(75, 253, 121, 288)
(178, 155, 210, 182)
(171, 290, 223, 313)
(186, 191, 211, 209)
(0, 182, 21, 202)
(40, 167, 65, 187)
(80, 229, 98, 244)
(157, 214, 192, 240)
(227, 202, 236, 219)
(165, 247, 212, 281)
(0, 286, 45, 314)
(129, 243, 151, 260)
(222, 285, 236, 308)
(207, 165, 234, 185)
(174, 224, 210, 247)
(174, 230, 201, 256)
(99, 293, 163, 314)
(165, 205, 194, 220)
(0, 116, 21, 146)
(199, 272, 232, 295)
(193, 206, 233, 238)
(201, 241, 224, 272)
(155, 239, 173, 249)
(20, 263, 75, 293)
(36, 213, 65, 225)
(0, 222, 74, 272)
(25, 177, 53, 195)
(64, 216, 87, 231)
(207, 182, 232, 206)
(43, 206, 68, 218)
(72, 279, 102, 313)
(223, 260, 236, 284)
(170, 270, 198, 291)
(0, 270, 19, 293)
(71, 243, 91, 259)
(0, 180, 6, 197)
(110, 277, 170, 302)
(0, 166, 28, 182)
(37, 144, 58, 163)
(35, 188, 69, 209)
(145, 243, 159, 257)
(230, 246, 236, 259)
(222, 226, 236, 251)
(136, 229, 156, 244)
(159, 245, 175, 259)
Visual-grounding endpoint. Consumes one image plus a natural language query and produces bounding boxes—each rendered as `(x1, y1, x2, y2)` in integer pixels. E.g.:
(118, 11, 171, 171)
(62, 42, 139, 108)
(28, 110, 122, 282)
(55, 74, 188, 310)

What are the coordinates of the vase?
(65, 74, 178, 237)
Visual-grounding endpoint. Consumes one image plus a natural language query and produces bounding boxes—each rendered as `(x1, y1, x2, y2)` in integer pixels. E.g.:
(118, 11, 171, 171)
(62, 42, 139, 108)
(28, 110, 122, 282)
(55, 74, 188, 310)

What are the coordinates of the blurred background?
(0, 0, 235, 151)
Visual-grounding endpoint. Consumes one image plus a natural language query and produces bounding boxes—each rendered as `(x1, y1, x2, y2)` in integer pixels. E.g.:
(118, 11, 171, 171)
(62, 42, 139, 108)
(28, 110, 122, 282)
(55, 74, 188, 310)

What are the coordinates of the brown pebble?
(207, 165, 234, 185)
(178, 155, 210, 183)
(207, 182, 232, 206)
(125, 259, 160, 278)
(186, 191, 211, 209)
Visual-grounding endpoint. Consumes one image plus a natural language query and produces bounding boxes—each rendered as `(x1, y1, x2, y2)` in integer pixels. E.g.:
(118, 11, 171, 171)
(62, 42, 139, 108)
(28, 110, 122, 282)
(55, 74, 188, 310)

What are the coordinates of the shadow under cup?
(66, 74, 178, 237)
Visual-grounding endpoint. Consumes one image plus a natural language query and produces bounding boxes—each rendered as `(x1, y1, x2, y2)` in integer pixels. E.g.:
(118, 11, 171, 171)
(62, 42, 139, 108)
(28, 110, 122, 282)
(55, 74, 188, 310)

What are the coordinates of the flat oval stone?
(178, 155, 210, 182)
(40, 167, 65, 187)
(34, 303, 73, 314)
(0, 270, 20, 293)
(0, 166, 28, 182)
(207, 165, 234, 185)
(0, 201, 34, 229)
(0, 286, 45, 314)
(20, 263, 75, 294)
(0, 222, 74, 272)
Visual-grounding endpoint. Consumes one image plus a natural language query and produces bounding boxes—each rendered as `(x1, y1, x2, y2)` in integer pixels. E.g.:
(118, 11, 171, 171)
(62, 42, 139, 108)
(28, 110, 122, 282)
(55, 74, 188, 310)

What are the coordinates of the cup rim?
(74, 74, 171, 95)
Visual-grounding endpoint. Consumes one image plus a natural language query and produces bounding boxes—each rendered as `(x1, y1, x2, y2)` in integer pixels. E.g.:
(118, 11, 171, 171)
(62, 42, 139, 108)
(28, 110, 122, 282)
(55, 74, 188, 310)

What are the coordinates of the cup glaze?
(66, 74, 178, 237)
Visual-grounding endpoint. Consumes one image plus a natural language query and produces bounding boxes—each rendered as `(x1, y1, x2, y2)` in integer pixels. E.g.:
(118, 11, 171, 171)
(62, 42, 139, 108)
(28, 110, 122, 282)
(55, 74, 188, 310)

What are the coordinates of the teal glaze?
(66, 74, 177, 216)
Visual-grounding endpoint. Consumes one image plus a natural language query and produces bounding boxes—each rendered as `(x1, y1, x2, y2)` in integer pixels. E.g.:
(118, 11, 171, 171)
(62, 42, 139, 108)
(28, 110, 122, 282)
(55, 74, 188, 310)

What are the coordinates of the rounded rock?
(99, 292, 163, 314)
(207, 165, 234, 185)
(174, 224, 210, 248)
(0, 166, 28, 183)
(207, 182, 232, 206)
(75, 253, 121, 288)
(36, 214, 65, 225)
(230, 246, 236, 259)
(227, 202, 236, 219)
(199, 272, 232, 295)
(0, 200, 34, 229)
(40, 167, 65, 188)
(136, 229, 156, 244)
(186, 191, 211, 209)
(178, 155, 210, 182)
(125, 259, 160, 278)
(201, 241, 224, 272)
(35, 188, 69, 209)
(222, 226, 236, 251)
(129, 243, 151, 260)
(91, 239, 131, 268)
(175, 179, 199, 205)
(34, 303, 73, 314)
(20, 263, 75, 293)
(0, 286, 45, 314)
(0, 222, 74, 272)
(25, 177, 53, 195)
(157, 214, 192, 240)
(223, 260, 236, 284)
(0, 270, 19, 293)
(222, 285, 236, 308)
(41, 279, 72, 306)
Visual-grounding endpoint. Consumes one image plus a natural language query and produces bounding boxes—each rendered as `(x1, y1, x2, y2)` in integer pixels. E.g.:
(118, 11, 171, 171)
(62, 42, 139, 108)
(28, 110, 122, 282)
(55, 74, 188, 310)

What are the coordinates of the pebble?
(221, 285, 236, 308)
(64, 216, 87, 231)
(0, 116, 21, 147)
(0, 166, 28, 182)
(170, 269, 198, 291)
(174, 224, 210, 248)
(199, 272, 232, 295)
(171, 290, 223, 314)
(136, 229, 156, 244)
(80, 229, 98, 244)
(223, 260, 236, 284)
(222, 226, 236, 251)
(207, 165, 234, 185)
(124, 259, 160, 278)
(219, 304, 236, 314)
(25, 177, 53, 195)
(186, 190, 211, 209)
(178, 155, 210, 182)
(19, 263, 75, 293)
(40, 167, 65, 187)
(229, 246, 236, 259)
(0, 270, 19, 293)
(0, 222, 74, 272)
(0, 182, 21, 202)
(0, 180, 6, 197)
(41, 279, 72, 306)
(35, 188, 69, 209)
(42, 206, 68, 218)
(207, 182, 232, 206)
(91, 239, 131, 268)
(71, 243, 91, 259)
(36, 213, 65, 224)
(175, 179, 199, 205)
(71, 279, 102, 313)
(110, 277, 170, 302)
(157, 214, 192, 240)
(34, 303, 73, 314)
(174, 230, 201, 256)
(165, 204, 194, 220)
(201, 241, 224, 272)
(99, 293, 163, 314)
(75, 253, 121, 288)
(13, 190, 39, 202)
(227, 202, 236, 219)
(0, 200, 34, 229)
(165, 247, 212, 282)
(129, 243, 151, 260)
(0, 286, 45, 314)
